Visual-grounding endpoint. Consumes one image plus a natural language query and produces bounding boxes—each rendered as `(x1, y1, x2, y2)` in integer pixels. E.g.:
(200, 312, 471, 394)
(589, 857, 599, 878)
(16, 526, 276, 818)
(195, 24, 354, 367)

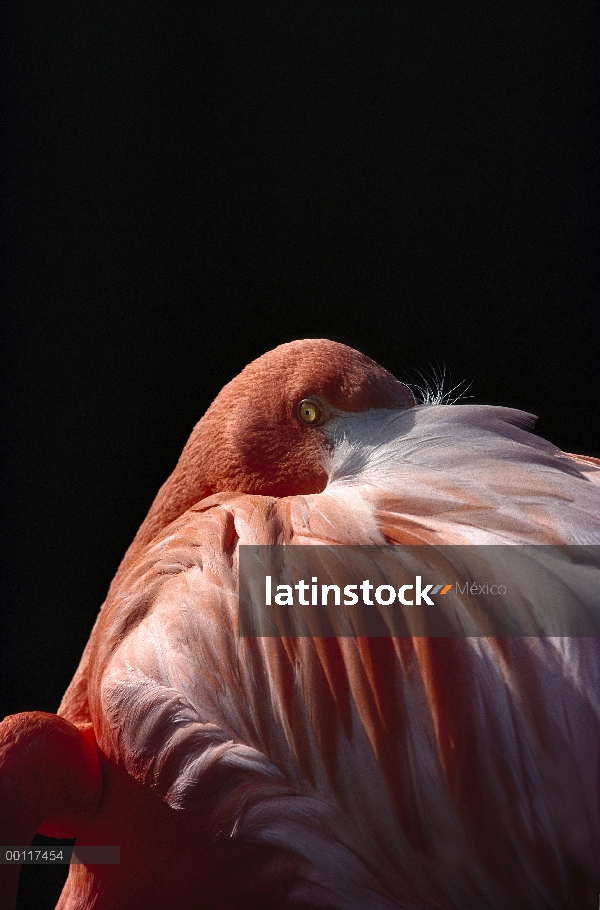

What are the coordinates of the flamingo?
(1, 338, 599, 909)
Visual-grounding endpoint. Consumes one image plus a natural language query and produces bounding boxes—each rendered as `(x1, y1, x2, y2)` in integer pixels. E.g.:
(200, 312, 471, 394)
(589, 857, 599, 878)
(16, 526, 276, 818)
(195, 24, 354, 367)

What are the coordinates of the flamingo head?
(184, 338, 415, 499)
(133, 340, 414, 552)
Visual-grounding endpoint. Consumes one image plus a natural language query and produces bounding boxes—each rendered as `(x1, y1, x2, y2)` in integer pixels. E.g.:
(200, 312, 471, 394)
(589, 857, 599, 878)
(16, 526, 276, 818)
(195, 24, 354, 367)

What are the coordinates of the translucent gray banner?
(1, 846, 120, 864)
(239, 545, 600, 637)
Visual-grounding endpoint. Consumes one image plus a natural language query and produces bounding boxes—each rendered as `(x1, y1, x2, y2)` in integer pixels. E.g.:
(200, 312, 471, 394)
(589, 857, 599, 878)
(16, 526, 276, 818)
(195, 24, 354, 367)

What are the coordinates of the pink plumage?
(1, 340, 599, 909)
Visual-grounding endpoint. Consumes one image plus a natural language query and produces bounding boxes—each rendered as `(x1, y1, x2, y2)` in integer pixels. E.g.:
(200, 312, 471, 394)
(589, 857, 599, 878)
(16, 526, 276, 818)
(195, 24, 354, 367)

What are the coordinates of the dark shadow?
(16, 834, 75, 910)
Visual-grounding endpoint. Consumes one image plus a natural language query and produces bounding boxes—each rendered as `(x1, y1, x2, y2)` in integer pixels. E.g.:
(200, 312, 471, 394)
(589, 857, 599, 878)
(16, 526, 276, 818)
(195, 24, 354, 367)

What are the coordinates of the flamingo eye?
(297, 399, 324, 425)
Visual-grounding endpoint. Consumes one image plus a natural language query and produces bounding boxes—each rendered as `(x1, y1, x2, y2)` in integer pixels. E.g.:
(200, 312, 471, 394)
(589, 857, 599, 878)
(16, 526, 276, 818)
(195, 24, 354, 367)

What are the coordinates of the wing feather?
(56, 403, 600, 907)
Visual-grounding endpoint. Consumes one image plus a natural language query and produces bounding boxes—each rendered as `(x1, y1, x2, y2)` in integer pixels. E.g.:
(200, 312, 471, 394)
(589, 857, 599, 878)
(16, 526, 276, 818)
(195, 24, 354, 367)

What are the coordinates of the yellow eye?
(297, 399, 323, 425)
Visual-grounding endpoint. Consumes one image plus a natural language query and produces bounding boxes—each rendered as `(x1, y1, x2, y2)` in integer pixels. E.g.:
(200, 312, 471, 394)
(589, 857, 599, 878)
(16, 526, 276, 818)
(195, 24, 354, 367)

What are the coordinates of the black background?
(1, 2, 599, 906)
